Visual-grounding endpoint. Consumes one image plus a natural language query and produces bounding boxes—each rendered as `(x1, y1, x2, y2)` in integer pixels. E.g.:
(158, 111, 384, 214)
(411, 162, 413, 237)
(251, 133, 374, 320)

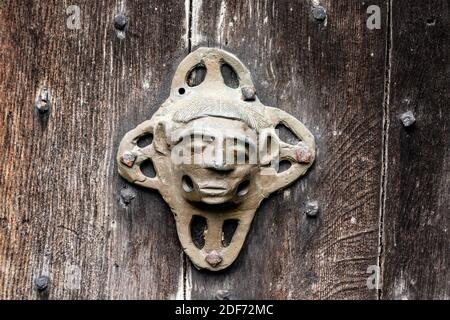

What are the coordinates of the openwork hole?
(236, 180, 250, 197)
(186, 63, 207, 87)
(182, 175, 194, 192)
(140, 159, 156, 178)
(191, 215, 207, 249)
(220, 62, 239, 88)
(276, 123, 300, 145)
(265, 135, 273, 155)
(222, 219, 239, 247)
(137, 133, 153, 148)
(278, 160, 292, 173)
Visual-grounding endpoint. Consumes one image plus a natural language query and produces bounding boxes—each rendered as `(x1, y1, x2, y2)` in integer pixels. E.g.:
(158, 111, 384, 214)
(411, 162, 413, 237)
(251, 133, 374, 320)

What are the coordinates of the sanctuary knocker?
(117, 47, 315, 271)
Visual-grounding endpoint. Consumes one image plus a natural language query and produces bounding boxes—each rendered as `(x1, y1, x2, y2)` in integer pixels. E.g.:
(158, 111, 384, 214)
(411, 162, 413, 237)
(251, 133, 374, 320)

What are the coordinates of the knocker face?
(173, 117, 257, 205)
(117, 48, 315, 271)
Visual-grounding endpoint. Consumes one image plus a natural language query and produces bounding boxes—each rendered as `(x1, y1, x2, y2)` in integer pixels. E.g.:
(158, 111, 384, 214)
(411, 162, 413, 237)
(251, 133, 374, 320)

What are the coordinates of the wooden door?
(0, 0, 448, 300)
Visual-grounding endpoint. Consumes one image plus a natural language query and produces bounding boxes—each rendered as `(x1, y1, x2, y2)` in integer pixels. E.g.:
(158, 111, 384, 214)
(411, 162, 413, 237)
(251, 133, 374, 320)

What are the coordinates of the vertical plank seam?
(187, 0, 193, 53)
(183, 254, 187, 300)
(183, 0, 194, 301)
(377, 0, 393, 301)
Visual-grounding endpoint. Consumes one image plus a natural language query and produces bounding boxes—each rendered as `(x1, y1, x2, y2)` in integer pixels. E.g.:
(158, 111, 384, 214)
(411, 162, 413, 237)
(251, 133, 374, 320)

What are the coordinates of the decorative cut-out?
(220, 62, 239, 89)
(187, 63, 207, 87)
(117, 48, 315, 271)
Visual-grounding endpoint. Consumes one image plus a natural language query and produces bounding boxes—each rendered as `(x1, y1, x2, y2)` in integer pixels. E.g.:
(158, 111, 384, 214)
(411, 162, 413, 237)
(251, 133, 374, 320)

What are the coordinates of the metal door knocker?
(117, 48, 315, 271)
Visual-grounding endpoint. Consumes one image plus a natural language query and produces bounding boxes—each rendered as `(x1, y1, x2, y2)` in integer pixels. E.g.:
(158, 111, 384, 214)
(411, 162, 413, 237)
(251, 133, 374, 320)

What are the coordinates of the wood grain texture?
(0, 0, 187, 299)
(1, 0, 448, 301)
(381, 0, 450, 300)
(186, 0, 387, 299)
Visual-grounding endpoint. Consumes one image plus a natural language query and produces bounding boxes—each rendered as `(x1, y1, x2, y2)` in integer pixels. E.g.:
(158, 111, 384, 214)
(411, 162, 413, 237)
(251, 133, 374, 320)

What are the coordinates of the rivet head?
(312, 5, 327, 21)
(296, 142, 313, 164)
(305, 201, 319, 218)
(114, 14, 128, 31)
(120, 151, 136, 167)
(120, 187, 136, 206)
(215, 289, 231, 300)
(241, 86, 256, 101)
(205, 250, 223, 267)
(400, 111, 416, 127)
(35, 276, 49, 291)
(35, 88, 51, 113)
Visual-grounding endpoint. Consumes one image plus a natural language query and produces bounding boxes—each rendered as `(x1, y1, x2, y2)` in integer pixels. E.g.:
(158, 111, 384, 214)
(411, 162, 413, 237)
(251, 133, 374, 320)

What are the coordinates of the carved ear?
(153, 121, 170, 155)
(260, 108, 315, 195)
(258, 129, 280, 167)
(117, 120, 162, 190)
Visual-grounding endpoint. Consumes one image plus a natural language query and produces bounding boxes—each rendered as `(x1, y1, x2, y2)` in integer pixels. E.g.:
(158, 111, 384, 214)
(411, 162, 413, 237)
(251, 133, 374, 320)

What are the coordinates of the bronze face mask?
(117, 48, 315, 271)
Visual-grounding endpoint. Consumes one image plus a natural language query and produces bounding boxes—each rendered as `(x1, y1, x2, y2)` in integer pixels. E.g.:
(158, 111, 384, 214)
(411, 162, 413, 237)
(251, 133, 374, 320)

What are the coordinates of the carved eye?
(190, 140, 207, 154)
(191, 143, 206, 155)
(231, 148, 246, 164)
(203, 135, 215, 143)
(230, 141, 250, 164)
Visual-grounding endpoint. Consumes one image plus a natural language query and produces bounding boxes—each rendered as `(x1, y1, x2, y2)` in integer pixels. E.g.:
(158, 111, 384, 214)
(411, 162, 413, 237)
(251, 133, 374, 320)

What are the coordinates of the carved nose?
(210, 160, 234, 172)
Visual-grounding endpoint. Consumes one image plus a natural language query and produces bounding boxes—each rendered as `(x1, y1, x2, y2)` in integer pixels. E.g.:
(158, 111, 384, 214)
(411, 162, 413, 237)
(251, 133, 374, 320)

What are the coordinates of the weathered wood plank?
(3, 0, 446, 301)
(187, 0, 387, 299)
(0, 0, 187, 299)
(381, 0, 450, 300)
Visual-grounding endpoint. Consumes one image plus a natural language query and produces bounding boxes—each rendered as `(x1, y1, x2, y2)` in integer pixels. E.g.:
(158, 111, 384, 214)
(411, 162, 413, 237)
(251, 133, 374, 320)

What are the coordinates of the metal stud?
(400, 111, 416, 127)
(120, 151, 136, 168)
(114, 13, 128, 31)
(205, 250, 223, 267)
(35, 276, 49, 291)
(305, 201, 319, 218)
(312, 5, 327, 21)
(35, 88, 51, 113)
(241, 86, 256, 101)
